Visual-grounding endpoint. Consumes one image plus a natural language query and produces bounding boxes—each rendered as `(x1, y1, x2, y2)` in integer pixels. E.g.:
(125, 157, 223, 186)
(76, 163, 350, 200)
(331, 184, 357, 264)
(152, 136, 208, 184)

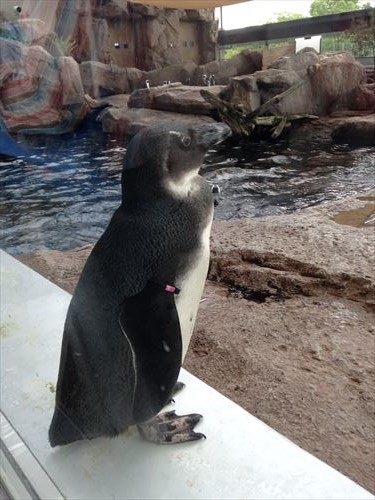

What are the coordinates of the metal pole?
(220, 6, 223, 30)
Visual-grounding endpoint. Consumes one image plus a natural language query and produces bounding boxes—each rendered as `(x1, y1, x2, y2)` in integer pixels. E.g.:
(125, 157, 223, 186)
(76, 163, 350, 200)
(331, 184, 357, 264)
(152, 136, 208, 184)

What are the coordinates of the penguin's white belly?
(175, 222, 212, 361)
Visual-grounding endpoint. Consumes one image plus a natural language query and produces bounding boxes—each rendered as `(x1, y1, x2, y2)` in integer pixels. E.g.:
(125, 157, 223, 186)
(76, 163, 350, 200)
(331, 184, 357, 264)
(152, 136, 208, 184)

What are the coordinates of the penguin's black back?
(49, 185, 212, 446)
(49, 122, 230, 447)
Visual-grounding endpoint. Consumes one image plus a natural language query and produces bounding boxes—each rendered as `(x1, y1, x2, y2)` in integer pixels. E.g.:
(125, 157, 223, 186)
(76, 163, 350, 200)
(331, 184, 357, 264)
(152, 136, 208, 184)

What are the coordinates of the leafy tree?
(310, 0, 360, 17)
(267, 12, 306, 23)
(349, 7, 375, 74)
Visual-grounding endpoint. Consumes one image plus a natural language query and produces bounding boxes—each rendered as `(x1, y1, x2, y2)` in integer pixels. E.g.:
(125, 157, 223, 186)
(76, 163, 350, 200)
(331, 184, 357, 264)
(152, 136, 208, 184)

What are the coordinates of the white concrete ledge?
(0, 250, 373, 500)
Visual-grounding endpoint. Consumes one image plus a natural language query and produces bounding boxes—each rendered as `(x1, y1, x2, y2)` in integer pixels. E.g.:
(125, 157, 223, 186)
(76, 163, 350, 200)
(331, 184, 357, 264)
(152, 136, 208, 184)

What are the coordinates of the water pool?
(1, 125, 374, 255)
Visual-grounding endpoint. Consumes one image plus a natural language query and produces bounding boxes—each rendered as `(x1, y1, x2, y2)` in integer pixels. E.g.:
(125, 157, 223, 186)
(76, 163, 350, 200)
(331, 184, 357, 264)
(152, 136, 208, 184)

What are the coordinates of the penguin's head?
(122, 122, 231, 200)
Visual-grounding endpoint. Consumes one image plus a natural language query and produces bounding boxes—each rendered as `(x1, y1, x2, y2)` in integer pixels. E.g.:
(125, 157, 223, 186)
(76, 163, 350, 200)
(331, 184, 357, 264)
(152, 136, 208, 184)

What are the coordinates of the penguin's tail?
(48, 406, 86, 447)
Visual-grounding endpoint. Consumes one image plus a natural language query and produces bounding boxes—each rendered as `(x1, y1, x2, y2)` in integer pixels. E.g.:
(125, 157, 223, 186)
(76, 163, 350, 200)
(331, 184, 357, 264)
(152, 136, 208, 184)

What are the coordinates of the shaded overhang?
(130, 0, 251, 8)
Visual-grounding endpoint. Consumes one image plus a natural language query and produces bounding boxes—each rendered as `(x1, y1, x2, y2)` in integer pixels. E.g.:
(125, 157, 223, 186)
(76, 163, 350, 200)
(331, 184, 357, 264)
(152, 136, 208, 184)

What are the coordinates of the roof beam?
(218, 8, 373, 45)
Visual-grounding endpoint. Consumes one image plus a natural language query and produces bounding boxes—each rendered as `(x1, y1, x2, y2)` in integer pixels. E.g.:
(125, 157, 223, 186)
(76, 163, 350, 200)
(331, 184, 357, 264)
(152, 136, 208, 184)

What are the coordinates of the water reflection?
(0, 129, 374, 255)
(204, 138, 375, 219)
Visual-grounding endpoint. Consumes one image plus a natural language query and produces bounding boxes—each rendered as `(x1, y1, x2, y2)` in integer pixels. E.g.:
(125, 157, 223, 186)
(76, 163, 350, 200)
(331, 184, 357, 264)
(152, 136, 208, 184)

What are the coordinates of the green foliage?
(222, 4, 375, 62)
(223, 46, 245, 59)
(310, 0, 359, 17)
(222, 39, 295, 60)
(267, 12, 306, 23)
(348, 7, 375, 63)
(320, 33, 353, 51)
(350, 26, 375, 54)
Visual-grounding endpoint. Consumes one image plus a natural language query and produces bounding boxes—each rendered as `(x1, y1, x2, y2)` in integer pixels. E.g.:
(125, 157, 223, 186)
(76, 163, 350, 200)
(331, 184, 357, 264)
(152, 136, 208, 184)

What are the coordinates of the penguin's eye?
(181, 135, 191, 148)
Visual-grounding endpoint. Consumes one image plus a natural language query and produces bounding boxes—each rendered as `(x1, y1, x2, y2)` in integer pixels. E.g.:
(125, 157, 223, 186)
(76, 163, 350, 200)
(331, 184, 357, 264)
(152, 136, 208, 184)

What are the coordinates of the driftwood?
(200, 81, 318, 139)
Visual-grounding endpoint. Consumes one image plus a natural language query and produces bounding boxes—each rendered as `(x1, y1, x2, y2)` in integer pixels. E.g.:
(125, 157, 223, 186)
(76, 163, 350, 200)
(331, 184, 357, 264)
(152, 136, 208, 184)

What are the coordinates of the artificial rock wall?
(1, 0, 218, 70)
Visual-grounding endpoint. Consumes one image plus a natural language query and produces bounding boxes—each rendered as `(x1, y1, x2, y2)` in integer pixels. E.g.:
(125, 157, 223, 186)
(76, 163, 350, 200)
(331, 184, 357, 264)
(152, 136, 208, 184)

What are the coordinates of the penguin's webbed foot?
(137, 410, 205, 444)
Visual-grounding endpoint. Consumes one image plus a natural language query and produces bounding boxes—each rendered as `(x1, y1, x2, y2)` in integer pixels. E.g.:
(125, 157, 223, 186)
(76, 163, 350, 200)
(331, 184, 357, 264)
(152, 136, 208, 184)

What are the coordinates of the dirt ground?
(17, 195, 375, 494)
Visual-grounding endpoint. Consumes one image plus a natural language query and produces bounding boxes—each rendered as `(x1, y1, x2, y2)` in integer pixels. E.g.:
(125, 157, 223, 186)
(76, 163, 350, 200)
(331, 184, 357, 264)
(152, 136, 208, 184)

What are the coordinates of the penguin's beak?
(196, 123, 232, 149)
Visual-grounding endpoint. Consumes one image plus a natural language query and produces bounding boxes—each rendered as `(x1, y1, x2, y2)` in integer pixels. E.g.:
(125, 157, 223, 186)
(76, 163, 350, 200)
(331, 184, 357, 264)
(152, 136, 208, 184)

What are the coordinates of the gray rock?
(146, 62, 197, 86)
(219, 74, 260, 112)
(128, 83, 225, 115)
(80, 61, 148, 97)
(97, 106, 216, 137)
(308, 52, 366, 115)
(1, 39, 87, 133)
(99, 94, 130, 108)
(209, 195, 375, 303)
(254, 68, 313, 115)
(0, 18, 50, 45)
(348, 84, 375, 111)
(126, 67, 148, 92)
(80, 61, 129, 97)
(218, 50, 367, 117)
(332, 115, 375, 146)
(195, 49, 262, 86)
(269, 48, 320, 78)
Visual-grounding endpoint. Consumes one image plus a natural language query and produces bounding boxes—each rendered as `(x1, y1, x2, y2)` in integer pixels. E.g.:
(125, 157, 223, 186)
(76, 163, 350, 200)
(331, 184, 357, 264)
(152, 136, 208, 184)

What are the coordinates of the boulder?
(269, 48, 320, 77)
(126, 67, 147, 92)
(348, 84, 375, 111)
(80, 61, 148, 97)
(0, 38, 88, 134)
(93, 0, 130, 18)
(0, 19, 50, 45)
(146, 62, 197, 86)
(154, 85, 225, 114)
(97, 106, 216, 137)
(261, 49, 366, 115)
(253, 69, 314, 115)
(128, 83, 225, 115)
(218, 50, 367, 117)
(195, 49, 262, 86)
(308, 52, 366, 115)
(332, 115, 375, 146)
(99, 94, 130, 108)
(57, 56, 86, 106)
(219, 75, 260, 112)
(80, 61, 128, 97)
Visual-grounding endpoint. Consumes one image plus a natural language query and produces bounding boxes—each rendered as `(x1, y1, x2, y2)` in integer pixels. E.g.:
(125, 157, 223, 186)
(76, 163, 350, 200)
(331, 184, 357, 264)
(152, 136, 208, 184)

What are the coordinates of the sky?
(216, 0, 312, 29)
(215, 0, 373, 30)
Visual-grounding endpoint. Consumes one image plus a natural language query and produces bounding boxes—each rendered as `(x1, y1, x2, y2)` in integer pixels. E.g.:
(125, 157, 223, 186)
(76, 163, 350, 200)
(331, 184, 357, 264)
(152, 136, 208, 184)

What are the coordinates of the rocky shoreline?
(2, 16, 375, 144)
(17, 194, 375, 493)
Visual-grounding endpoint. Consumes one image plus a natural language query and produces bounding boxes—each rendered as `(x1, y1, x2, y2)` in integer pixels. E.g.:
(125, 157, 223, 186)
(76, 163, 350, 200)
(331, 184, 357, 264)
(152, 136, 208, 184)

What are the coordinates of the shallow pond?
(1, 124, 374, 255)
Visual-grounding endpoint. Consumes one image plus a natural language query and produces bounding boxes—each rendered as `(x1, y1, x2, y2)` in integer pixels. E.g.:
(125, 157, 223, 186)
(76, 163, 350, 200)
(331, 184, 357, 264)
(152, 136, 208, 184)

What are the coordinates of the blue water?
(1, 126, 374, 255)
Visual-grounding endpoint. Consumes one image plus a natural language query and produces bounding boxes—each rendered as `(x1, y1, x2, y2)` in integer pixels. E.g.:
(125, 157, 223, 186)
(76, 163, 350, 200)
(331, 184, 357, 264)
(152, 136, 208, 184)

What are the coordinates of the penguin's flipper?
(119, 281, 183, 424)
(137, 410, 206, 444)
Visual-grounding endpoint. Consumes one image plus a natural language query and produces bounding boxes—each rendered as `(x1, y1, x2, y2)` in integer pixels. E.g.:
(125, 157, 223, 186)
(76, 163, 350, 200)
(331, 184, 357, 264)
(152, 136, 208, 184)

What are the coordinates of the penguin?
(49, 121, 231, 446)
